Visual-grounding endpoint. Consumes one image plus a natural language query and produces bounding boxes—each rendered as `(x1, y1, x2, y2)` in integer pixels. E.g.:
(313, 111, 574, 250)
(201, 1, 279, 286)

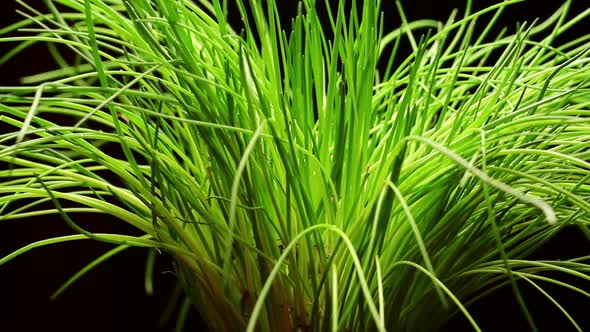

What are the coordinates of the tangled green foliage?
(1, 0, 589, 330)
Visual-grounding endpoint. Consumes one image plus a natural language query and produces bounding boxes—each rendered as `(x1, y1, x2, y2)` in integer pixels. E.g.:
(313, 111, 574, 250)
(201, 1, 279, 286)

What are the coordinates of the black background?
(1, 1, 589, 331)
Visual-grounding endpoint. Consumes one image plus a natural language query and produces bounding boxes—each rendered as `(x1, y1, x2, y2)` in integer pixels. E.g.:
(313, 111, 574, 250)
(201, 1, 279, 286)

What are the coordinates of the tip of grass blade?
(536, 198, 557, 225)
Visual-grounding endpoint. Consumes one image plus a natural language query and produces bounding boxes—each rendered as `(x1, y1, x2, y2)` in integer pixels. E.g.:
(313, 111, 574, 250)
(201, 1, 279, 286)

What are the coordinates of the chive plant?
(1, 0, 589, 330)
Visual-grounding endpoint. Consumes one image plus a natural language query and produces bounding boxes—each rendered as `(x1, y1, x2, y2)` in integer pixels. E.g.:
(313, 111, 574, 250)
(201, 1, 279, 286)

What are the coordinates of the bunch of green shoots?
(1, 0, 590, 330)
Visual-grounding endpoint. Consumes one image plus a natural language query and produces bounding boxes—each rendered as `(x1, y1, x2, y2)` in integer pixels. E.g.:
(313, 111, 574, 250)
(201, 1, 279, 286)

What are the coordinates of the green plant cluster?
(1, 0, 589, 331)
